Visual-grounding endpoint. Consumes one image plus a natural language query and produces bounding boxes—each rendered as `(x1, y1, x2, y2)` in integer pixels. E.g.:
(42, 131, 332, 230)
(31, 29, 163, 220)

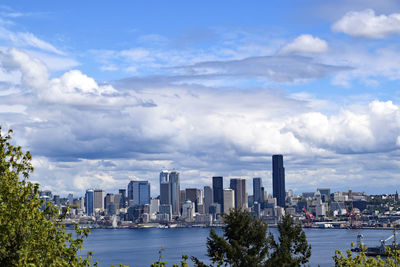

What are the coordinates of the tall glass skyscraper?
(85, 189, 94, 216)
(212, 176, 224, 213)
(169, 171, 180, 215)
(128, 180, 150, 206)
(272, 154, 285, 207)
(230, 178, 247, 209)
(253, 177, 263, 204)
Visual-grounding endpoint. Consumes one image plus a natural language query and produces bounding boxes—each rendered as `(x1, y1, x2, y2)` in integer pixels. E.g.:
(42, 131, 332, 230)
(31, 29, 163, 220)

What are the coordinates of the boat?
(351, 232, 400, 256)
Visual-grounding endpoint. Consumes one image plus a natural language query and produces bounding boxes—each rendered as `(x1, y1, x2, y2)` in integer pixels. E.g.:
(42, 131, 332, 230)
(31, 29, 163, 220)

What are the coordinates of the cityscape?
(40, 154, 400, 229)
(3, 1, 400, 265)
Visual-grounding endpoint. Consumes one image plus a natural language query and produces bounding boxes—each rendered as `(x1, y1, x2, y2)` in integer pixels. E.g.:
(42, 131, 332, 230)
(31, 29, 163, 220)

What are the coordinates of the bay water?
(79, 228, 395, 267)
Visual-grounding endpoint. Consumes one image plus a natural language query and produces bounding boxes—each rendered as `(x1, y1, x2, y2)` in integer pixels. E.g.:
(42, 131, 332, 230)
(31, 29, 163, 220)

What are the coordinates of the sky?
(1, 1, 400, 196)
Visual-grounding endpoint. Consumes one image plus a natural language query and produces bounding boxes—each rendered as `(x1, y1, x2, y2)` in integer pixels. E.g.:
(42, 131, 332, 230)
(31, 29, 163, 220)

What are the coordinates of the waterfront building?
(169, 171, 180, 215)
(203, 186, 213, 214)
(223, 188, 235, 214)
(253, 177, 263, 204)
(85, 189, 94, 216)
(212, 176, 224, 213)
(185, 188, 203, 212)
(159, 204, 172, 221)
(119, 189, 127, 208)
(182, 200, 194, 221)
(94, 189, 105, 211)
(128, 180, 150, 206)
(272, 154, 285, 207)
(230, 178, 247, 209)
(150, 198, 160, 215)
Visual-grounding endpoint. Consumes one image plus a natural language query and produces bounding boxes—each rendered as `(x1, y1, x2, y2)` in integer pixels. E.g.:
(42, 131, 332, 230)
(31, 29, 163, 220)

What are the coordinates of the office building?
(230, 178, 247, 210)
(105, 193, 114, 210)
(85, 189, 94, 216)
(150, 198, 160, 215)
(160, 181, 171, 205)
(253, 177, 263, 204)
(185, 188, 203, 212)
(203, 186, 213, 214)
(272, 154, 285, 207)
(94, 189, 105, 211)
(169, 171, 180, 215)
(212, 176, 224, 213)
(223, 188, 235, 214)
(119, 189, 126, 208)
(182, 200, 194, 221)
(160, 170, 169, 184)
(128, 180, 150, 206)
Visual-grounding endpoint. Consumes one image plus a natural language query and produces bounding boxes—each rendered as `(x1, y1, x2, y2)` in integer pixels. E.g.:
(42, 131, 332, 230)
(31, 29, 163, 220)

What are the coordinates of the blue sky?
(1, 1, 400, 196)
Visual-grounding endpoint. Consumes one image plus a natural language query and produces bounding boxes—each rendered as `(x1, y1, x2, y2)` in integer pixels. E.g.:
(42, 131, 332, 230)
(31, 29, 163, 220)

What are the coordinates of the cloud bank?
(333, 9, 400, 38)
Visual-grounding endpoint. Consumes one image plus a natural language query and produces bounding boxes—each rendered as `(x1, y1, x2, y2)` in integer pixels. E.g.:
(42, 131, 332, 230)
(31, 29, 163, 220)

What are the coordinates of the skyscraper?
(128, 180, 150, 206)
(93, 189, 105, 211)
(169, 171, 180, 215)
(160, 181, 171, 205)
(212, 176, 224, 213)
(253, 177, 263, 204)
(230, 178, 247, 209)
(203, 186, 213, 214)
(160, 170, 169, 184)
(85, 189, 94, 216)
(119, 189, 126, 208)
(272, 154, 285, 207)
(223, 188, 235, 214)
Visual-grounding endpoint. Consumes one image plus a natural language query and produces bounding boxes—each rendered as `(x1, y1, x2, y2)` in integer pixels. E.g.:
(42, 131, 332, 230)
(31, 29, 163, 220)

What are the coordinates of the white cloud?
(279, 34, 328, 55)
(332, 9, 400, 38)
(0, 25, 65, 55)
(284, 100, 400, 153)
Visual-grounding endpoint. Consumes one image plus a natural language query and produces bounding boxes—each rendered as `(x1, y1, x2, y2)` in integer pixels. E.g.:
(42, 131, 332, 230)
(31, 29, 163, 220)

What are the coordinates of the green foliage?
(191, 210, 311, 267)
(0, 128, 96, 266)
(151, 248, 188, 267)
(267, 214, 312, 267)
(333, 244, 400, 266)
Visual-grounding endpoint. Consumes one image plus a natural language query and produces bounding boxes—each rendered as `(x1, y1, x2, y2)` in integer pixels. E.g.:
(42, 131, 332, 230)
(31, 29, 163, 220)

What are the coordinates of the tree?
(0, 128, 96, 266)
(192, 210, 311, 267)
(267, 214, 312, 266)
(333, 243, 400, 266)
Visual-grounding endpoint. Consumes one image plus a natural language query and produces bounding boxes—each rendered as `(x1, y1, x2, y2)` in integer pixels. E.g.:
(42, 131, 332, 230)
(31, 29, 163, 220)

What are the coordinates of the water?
(78, 228, 396, 267)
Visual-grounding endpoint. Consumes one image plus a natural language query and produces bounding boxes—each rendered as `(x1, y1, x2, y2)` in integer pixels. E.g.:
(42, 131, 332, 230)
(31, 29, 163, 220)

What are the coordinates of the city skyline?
(1, 1, 400, 195)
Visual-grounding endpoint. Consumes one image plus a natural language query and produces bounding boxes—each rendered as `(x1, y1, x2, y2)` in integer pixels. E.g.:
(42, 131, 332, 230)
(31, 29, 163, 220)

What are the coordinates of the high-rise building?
(105, 193, 114, 209)
(119, 189, 126, 208)
(160, 170, 169, 184)
(212, 176, 224, 213)
(203, 186, 213, 214)
(185, 188, 203, 212)
(230, 178, 247, 209)
(160, 181, 171, 205)
(128, 180, 150, 206)
(272, 154, 285, 207)
(94, 189, 105, 211)
(85, 189, 94, 216)
(253, 177, 263, 204)
(169, 171, 180, 215)
(223, 189, 235, 214)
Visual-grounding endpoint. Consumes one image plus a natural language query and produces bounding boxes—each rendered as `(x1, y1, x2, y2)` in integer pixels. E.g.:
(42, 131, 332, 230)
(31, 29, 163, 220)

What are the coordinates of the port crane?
(303, 206, 314, 228)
